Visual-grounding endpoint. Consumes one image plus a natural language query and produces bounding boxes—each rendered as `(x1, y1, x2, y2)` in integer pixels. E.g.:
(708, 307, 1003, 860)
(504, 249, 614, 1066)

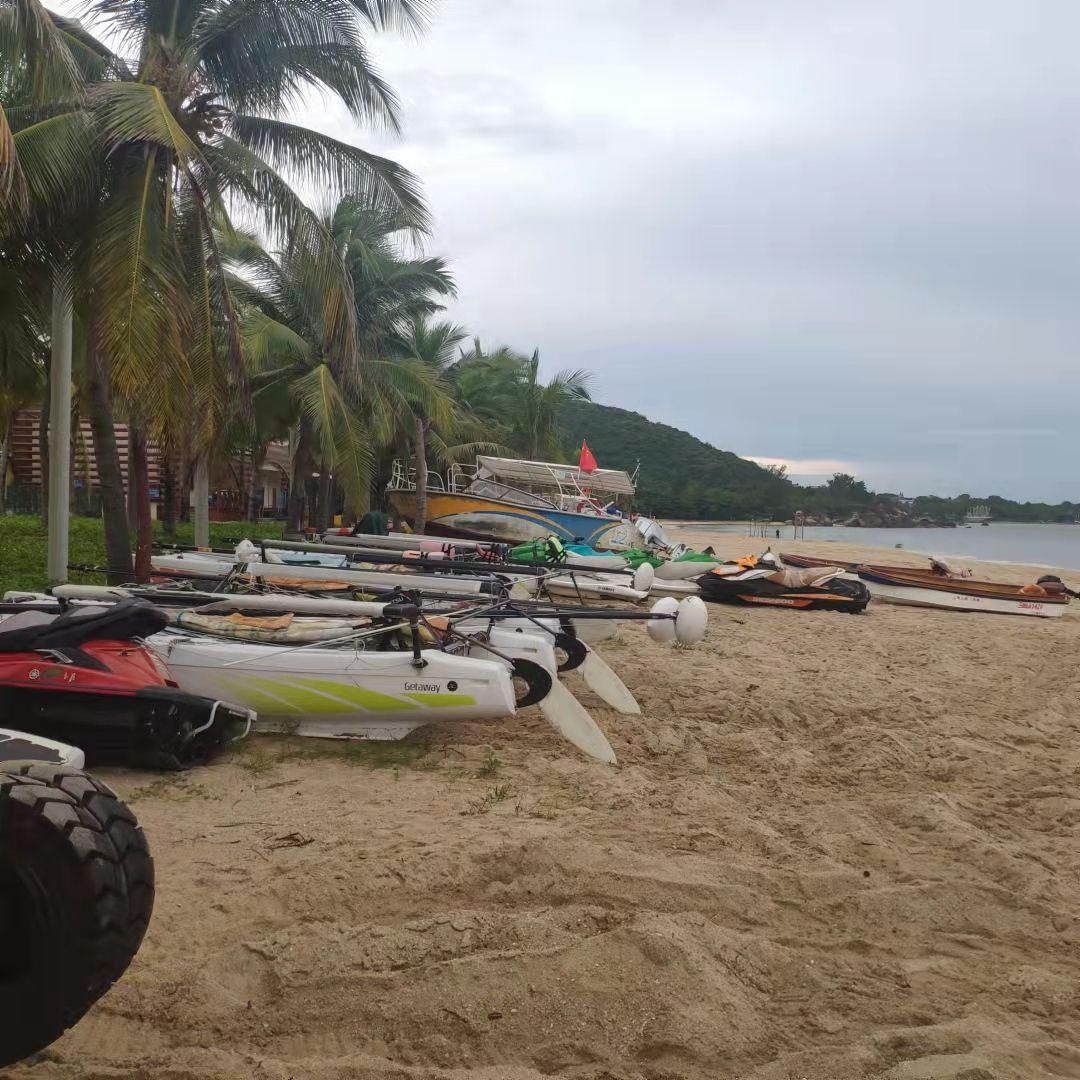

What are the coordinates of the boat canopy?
(474, 456, 636, 496)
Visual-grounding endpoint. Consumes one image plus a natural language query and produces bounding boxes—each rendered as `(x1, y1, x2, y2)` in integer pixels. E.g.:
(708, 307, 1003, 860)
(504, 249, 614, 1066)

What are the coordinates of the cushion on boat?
(767, 566, 845, 588)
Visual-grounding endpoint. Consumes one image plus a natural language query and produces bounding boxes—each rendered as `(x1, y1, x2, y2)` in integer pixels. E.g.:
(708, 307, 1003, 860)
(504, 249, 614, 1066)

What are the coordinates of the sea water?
(683, 522, 1080, 573)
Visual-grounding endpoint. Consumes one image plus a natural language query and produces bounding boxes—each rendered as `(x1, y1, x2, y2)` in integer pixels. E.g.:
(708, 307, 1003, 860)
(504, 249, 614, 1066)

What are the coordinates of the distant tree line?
(559, 402, 1077, 523)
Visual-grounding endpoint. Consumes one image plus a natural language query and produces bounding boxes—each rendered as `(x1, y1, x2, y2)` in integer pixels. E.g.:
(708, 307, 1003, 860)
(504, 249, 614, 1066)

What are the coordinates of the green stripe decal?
(404, 693, 477, 707)
(221, 676, 477, 714)
(228, 683, 305, 714)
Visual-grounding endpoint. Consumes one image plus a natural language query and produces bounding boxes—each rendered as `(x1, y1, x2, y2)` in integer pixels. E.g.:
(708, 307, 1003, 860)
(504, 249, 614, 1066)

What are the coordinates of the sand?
(11, 528, 1080, 1080)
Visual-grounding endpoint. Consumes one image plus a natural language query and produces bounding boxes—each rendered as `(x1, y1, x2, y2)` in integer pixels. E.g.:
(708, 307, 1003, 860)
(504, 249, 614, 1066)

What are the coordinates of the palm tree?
(455, 344, 592, 460)
(2, 0, 430, 576)
(223, 224, 460, 533)
(390, 317, 470, 533)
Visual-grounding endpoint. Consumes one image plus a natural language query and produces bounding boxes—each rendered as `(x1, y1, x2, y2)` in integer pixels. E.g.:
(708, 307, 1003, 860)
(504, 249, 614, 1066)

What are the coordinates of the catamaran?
(386, 456, 645, 551)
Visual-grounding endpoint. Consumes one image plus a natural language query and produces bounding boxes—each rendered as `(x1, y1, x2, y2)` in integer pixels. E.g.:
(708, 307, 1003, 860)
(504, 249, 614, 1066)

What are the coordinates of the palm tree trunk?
(0, 407, 13, 512)
(247, 446, 266, 522)
(161, 446, 177, 540)
(126, 426, 138, 533)
(413, 414, 429, 535)
(86, 337, 132, 584)
(177, 438, 191, 523)
(130, 423, 152, 582)
(286, 431, 312, 534)
(316, 467, 333, 532)
(38, 376, 50, 527)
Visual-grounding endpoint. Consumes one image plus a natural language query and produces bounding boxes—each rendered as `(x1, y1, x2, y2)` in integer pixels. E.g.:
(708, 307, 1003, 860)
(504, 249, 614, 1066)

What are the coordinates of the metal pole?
(46, 270, 73, 584)
(193, 455, 210, 547)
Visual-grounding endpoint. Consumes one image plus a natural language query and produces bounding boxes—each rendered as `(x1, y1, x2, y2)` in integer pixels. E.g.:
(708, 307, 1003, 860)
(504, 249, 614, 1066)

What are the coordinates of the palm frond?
(291, 361, 373, 506)
(208, 135, 359, 370)
(230, 115, 427, 229)
(92, 152, 189, 405)
(2, 0, 83, 100)
(345, 0, 433, 33)
(241, 310, 313, 370)
(7, 108, 97, 231)
(91, 81, 204, 165)
(0, 101, 24, 207)
(191, 0, 401, 128)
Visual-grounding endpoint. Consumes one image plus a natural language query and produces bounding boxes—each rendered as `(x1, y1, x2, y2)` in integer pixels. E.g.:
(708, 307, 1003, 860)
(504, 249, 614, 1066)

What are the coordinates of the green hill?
(561, 399, 793, 519)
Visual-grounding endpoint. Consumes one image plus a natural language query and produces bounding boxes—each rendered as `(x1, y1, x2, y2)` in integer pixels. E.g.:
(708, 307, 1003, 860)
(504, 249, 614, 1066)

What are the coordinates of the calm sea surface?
(678, 522, 1080, 572)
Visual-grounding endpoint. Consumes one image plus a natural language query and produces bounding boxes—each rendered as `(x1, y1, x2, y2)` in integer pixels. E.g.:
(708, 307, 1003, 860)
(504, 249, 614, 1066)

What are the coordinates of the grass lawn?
(0, 514, 284, 593)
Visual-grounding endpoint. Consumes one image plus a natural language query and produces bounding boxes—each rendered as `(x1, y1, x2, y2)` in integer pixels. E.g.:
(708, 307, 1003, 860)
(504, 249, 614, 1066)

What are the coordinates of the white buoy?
(632, 562, 655, 592)
(647, 597, 679, 643)
(674, 596, 708, 645)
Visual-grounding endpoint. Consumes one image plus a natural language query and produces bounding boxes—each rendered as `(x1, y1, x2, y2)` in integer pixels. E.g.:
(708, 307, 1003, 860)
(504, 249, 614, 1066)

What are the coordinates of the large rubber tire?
(0, 765, 154, 1067)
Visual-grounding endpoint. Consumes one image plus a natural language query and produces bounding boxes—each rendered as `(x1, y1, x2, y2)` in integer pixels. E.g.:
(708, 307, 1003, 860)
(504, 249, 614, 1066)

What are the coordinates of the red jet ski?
(0, 600, 252, 769)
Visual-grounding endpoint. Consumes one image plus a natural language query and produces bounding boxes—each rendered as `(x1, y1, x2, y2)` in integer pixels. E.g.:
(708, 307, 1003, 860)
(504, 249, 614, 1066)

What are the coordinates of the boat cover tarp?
(475, 456, 636, 496)
(172, 610, 366, 643)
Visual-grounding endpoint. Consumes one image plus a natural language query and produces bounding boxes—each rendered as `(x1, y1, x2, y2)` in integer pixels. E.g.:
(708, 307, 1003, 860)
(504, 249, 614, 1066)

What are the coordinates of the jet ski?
(695, 559, 871, 612)
(0, 599, 253, 768)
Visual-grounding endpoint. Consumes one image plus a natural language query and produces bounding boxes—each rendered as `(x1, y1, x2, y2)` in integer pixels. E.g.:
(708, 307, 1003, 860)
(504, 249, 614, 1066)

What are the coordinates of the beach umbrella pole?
(46, 271, 73, 584)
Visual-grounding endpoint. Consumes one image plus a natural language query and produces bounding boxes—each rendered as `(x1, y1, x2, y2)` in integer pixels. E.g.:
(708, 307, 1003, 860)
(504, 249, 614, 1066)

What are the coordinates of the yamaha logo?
(447, 680, 458, 691)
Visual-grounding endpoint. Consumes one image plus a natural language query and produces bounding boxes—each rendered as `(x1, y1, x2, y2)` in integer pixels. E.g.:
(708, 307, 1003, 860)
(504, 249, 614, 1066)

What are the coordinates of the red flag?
(578, 440, 598, 473)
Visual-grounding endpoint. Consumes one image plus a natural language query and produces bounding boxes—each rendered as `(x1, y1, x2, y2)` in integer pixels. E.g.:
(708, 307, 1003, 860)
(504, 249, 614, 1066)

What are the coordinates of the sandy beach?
(12, 527, 1080, 1080)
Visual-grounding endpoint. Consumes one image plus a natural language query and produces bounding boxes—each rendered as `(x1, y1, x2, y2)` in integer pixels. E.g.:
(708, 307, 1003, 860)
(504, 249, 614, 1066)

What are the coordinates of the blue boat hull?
(388, 490, 642, 550)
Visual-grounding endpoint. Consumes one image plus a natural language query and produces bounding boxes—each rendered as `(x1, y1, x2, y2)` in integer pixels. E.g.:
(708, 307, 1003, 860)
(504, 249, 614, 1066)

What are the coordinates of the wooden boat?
(781, 553, 1069, 617)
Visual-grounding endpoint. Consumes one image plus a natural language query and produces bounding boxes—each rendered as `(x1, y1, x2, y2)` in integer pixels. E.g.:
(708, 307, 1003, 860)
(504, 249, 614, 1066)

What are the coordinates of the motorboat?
(386, 456, 644, 551)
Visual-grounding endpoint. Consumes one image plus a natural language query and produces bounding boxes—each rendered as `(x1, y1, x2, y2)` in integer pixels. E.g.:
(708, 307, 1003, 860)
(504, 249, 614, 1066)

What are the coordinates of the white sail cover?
(474, 456, 636, 496)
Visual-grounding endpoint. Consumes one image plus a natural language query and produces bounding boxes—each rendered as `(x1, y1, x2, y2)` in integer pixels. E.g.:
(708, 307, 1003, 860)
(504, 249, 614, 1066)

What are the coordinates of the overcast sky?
(309, 0, 1072, 501)
(63, 0, 1079, 500)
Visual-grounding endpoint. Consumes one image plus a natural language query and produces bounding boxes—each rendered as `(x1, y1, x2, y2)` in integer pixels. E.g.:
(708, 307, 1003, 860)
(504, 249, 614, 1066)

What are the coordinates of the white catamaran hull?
(645, 578, 702, 598)
(146, 635, 517, 739)
(545, 576, 647, 602)
(654, 560, 720, 581)
(150, 553, 515, 599)
(866, 580, 1066, 617)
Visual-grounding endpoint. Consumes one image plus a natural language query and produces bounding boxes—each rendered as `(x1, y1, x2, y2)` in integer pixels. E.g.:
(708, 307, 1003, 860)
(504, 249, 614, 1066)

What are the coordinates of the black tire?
(0, 765, 154, 1067)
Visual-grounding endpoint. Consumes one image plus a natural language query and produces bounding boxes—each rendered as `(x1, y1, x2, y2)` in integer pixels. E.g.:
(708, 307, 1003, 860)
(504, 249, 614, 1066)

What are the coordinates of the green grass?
(0, 513, 284, 592)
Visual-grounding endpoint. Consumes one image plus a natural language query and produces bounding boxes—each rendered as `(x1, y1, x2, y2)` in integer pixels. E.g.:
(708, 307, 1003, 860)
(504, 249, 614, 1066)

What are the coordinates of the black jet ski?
(695, 559, 870, 613)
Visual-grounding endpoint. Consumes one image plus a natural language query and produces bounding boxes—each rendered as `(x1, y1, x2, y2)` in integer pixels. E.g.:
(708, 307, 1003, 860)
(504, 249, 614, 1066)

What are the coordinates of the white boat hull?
(647, 579, 701, 598)
(654, 560, 719, 581)
(867, 580, 1066, 617)
(147, 635, 517, 739)
(545, 576, 647, 602)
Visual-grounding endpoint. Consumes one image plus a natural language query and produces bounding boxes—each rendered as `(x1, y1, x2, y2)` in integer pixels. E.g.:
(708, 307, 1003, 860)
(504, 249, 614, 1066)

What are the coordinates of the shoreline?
(663, 521, 1080, 579)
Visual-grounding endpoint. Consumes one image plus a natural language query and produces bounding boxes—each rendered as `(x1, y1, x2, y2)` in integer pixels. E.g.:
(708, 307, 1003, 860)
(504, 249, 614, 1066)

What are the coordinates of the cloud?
(52, 0, 1080, 501)
(313, 0, 1080, 500)
(746, 456, 859, 476)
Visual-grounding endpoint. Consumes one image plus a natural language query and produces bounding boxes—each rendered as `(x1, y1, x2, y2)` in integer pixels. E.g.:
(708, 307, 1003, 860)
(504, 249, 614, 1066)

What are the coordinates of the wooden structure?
(6, 410, 291, 519)
(8, 409, 161, 494)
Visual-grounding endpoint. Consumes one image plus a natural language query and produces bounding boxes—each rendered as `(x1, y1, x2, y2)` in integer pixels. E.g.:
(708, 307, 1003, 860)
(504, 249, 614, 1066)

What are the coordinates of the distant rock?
(844, 503, 953, 528)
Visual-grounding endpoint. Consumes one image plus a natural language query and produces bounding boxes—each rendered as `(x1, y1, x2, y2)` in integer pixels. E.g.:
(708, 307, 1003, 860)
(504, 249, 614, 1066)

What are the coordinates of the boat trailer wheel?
(510, 658, 553, 708)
